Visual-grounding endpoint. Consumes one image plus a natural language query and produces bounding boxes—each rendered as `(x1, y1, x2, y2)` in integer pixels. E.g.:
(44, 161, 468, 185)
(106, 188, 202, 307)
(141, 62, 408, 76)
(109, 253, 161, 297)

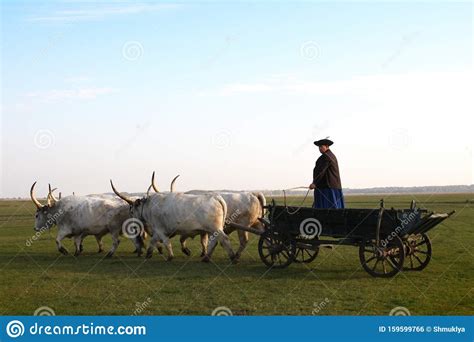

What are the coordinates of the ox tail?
(215, 195, 228, 229)
(253, 192, 267, 218)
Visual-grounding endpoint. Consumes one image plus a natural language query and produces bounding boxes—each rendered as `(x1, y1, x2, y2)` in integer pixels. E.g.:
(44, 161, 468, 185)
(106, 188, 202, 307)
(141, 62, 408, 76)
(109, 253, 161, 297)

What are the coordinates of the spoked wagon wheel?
(258, 232, 296, 269)
(403, 233, 432, 271)
(294, 244, 319, 264)
(359, 236, 405, 278)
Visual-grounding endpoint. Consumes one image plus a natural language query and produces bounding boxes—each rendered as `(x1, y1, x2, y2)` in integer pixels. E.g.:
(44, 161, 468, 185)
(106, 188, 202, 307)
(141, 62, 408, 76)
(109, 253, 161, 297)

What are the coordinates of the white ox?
(166, 176, 266, 260)
(30, 182, 138, 257)
(110, 180, 236, 262)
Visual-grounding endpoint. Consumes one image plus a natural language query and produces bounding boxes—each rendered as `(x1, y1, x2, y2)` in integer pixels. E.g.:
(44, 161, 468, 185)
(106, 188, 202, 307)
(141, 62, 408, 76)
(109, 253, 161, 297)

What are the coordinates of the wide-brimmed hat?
(314, 138, 334, 146)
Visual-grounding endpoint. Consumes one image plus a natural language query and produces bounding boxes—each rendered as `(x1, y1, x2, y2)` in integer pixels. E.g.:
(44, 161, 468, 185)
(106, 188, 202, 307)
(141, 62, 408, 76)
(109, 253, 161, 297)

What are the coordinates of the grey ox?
(30, 182, 138, 257)
(110, 180, 236, 262)
(163, 175, 266, 261)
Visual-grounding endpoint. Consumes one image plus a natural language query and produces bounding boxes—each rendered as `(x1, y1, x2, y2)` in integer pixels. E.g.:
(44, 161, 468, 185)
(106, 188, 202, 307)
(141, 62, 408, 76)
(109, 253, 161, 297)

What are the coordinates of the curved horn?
(110, 180, 134, 205)
(47, 187, 58, 201)
(151, 171, 159, 193)
(48, 184, 59, 204)
(146, 185, 153, 198)
(30, 181, 43, 209)
(170, 175, 180, 193)
(58, 192, 62, 200)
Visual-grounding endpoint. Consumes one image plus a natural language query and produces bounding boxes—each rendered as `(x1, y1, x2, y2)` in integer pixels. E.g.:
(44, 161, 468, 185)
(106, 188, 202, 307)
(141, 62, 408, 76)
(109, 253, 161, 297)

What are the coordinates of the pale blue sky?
(1, 1, 472, 197)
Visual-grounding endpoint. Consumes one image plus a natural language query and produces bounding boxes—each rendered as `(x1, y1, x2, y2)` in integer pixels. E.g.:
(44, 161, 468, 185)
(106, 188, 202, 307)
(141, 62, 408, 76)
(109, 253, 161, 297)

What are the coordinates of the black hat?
(314, 137, 333, 147)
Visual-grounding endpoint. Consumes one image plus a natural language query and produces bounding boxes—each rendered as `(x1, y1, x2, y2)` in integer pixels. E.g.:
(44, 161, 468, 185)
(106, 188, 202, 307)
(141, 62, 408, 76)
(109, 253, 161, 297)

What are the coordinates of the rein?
(282, 186, 312, 215)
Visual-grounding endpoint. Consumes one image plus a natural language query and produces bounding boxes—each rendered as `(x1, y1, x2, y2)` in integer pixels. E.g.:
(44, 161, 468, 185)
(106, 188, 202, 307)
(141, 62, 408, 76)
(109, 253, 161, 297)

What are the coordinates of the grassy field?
(0, 193, 472, 316)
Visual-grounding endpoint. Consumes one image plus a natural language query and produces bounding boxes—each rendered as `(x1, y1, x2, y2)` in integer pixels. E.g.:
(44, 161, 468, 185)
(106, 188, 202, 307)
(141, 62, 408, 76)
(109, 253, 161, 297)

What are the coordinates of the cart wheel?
(403, 233, 432, 271)
(294, 246, 319, 263)
(359, 236, 405, 278)
(258, 232, 296, 269)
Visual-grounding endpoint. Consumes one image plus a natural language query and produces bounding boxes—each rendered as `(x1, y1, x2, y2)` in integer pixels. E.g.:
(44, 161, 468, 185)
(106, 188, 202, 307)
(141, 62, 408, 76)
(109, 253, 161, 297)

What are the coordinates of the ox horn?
(30, 181, 43, 209)
(170, 175, 180, 193)
(146, 185, 153, 198)
(48, 184, 58, 206)
(151, 171, 160, 193)
(110, 180, 134, 205)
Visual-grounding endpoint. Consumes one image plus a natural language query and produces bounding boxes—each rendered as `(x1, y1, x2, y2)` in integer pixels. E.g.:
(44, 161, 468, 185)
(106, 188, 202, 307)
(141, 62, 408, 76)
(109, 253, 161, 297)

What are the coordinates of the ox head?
(30, 182, 60, 232)
(110, 180, 149, 221)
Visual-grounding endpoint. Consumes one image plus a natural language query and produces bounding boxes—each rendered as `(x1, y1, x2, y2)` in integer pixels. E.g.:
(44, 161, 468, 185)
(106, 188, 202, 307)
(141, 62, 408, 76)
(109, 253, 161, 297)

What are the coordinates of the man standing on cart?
(309, 138, 345, 209)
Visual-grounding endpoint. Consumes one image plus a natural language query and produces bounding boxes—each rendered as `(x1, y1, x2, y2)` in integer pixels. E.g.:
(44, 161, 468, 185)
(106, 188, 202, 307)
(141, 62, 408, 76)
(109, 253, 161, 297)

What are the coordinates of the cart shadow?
(9, 251, 373, 281)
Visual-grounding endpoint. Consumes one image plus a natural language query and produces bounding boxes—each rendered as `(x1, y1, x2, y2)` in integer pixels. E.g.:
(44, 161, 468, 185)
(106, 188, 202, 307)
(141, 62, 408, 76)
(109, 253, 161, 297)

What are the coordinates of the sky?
(0, 1, 472, 198)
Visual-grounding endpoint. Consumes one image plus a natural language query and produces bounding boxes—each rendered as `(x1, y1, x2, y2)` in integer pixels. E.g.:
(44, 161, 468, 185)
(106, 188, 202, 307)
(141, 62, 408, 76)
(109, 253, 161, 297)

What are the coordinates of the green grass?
(0, 193, 472, 316)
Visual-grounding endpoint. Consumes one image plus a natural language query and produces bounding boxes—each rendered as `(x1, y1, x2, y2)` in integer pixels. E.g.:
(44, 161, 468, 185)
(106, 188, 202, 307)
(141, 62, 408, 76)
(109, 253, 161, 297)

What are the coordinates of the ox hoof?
(105, 252, 114, 258)
(157, 247, 163, 255)
(79, 245, 84, 252)
(97, 248, 104, 253)
(182, 248, 191, 257)
(74, 251, 81, 257)
(145, 252, 153, 259)
(59, 248, 69, 255)
(201, 256, 210, 263)
(166, 256, 174, 262)
(132, 248, 138, 254)
(230, 254, 239, 264)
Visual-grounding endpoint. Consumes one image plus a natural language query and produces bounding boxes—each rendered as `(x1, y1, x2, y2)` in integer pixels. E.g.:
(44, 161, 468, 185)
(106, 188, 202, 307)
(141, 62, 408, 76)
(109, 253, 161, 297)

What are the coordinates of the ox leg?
(106, 232, 120, 258)
(163, 236, 174, 261)
(73, 236, 83, 257)
(217, 231, 236, 262)
(78, 235, 85, 253)
(56, 230, 69, 255)
(142, 226, 163, 255)
(146, 233, 160, 259)
(235, 231, 249, 261)
(95, 236, 104, 253)
(202, 230, 235, 263)
(155, 241, 163, 255)
(132, 235, 144, 256)
(146, 232, 169, 259)
(200, 233, 209, 257)
(180, 236, 191, 256)
(202, 232, 219, 262)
